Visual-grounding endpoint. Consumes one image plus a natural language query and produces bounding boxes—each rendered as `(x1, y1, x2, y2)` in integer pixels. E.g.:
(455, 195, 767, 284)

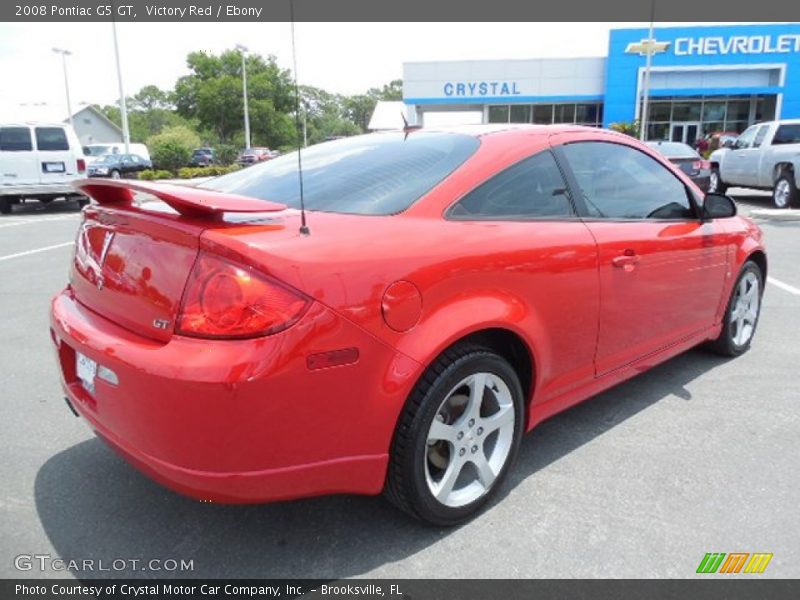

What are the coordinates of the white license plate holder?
(76, 352, 97, 393)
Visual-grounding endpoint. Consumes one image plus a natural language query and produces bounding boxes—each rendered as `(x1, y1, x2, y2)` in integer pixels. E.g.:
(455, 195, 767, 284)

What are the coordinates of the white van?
(0, 122, 88, 214)
(84, 142, 150, 164)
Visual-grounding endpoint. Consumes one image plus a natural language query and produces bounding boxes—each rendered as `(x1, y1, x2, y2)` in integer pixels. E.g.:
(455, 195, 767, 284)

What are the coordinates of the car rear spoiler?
(74, 179, 286, 219)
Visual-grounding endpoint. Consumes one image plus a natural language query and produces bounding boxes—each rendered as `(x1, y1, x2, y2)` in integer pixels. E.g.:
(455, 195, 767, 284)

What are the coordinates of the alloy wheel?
(424, 372, 516, 508)
(730, 271, 760, 346)
(774, 179, 791, 208)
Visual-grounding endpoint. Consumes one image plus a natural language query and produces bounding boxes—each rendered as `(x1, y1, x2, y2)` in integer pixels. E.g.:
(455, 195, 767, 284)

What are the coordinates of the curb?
(749, 209, 800, 222)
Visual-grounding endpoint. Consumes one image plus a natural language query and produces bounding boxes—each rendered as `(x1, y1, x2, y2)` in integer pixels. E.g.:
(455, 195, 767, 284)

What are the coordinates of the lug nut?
(459, 448, 466, 456)
(477, 427, 484, 435)
(471, 445, 478, 453)
(468, 419, 475, 427)
(457, 431, 464, 440)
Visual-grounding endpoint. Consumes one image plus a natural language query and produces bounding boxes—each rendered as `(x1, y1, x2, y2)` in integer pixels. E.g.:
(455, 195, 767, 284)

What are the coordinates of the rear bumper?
(50, 288, 422, 503)
(1, 182, 83, 198)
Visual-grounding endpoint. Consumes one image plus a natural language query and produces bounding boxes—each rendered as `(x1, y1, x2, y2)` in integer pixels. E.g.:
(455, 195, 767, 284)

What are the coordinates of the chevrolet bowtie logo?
(625, 39, 671, 56)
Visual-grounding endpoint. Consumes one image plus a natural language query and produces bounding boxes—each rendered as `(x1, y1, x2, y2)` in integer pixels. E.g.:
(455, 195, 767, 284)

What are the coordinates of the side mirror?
(722, 139, 735, 149)
(702, 193, 737, 220)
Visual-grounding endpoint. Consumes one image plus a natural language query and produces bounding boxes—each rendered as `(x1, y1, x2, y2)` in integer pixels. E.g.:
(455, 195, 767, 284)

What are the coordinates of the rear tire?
(385, 344, 524, 526)
(706, 261, 763, 357)
(772, 172, 798, 209)
(709, 168, 728, 194)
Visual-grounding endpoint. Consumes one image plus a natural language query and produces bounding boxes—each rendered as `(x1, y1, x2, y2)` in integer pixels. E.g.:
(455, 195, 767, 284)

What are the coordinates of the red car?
(50, 125, 766, 525)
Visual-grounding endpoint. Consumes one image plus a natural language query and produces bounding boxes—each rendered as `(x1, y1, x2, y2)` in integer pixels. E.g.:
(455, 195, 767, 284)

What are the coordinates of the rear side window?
(202, 132, 479, 215)
(772, 124, 800, 145)
(561, 141, 694, 220)
(0, 127, 33, 151)
(448, 151, 573, 220)
(35, 127, 70, 151)
(753, 125, 769, 148)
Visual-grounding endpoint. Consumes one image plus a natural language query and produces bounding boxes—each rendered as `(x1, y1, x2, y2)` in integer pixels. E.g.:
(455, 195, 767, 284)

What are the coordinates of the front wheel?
(709, 168, 728, 194)
(706, 261, 763, 357)
(772, 173, 798, 209)
(385, 345, 524, 526)
(110, 169, 121, 180)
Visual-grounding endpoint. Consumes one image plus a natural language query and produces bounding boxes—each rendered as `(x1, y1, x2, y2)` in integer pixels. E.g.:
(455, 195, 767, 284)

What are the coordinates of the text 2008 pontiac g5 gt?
(51, 125, 766, 525)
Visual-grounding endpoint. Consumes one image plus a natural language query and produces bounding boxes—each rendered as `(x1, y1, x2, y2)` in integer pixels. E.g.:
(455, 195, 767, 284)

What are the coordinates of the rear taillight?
(77, 159, 86, 173)
(177, 252, 310, 339)
(694, 160, 710, 171)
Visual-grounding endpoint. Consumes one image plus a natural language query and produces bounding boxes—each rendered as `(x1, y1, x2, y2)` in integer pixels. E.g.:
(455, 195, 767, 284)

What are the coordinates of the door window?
(0, 127, 33, 151)
(448, 151, 573, 220)
(35, 127, 70, 151)
(560, 142, 694, 220)
(733, 126, 758, 149)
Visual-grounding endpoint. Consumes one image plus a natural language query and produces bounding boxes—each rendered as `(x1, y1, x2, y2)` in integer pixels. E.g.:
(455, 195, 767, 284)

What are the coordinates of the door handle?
(612, 252, 640, 271)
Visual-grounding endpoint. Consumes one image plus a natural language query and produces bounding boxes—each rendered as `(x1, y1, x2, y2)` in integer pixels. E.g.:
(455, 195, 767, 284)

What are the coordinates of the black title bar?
(2, 0, 797, 22)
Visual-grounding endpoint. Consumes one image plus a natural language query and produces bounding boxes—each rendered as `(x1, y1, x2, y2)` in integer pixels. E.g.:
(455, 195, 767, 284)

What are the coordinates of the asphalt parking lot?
(1, 190, 798, 579)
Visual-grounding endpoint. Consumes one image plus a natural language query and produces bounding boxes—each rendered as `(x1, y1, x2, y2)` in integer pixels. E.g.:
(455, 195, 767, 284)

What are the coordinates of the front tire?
(772, 172, 798, 209)
(385, 345, 525, 526)
(709, 168, 728, 194)
(110, 169, 121, 180)
(706, 261, 763, 357)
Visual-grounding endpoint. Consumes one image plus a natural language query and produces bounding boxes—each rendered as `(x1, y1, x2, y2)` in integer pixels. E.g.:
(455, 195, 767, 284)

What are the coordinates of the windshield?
(647, 141, 699, 158)
(95, 154, 120, 164)
(203, 132, 480, 215)
(193, 149, 211, 156)
(86, 145, 112, 156)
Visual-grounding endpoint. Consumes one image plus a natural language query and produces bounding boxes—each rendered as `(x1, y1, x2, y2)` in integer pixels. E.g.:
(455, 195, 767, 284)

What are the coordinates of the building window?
(640, 95, 777, 140)
(487, 102, 603, 127)
(533, 104, 553, 124)
(488, 105, 510, 123)
(510, 105, 531, 123)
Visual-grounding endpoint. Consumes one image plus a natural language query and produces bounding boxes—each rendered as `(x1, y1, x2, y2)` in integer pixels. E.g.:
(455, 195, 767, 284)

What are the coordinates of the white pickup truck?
(709, 119, 800, 208)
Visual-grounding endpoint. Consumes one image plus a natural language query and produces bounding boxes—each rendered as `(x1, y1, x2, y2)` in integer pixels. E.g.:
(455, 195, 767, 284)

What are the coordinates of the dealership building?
(403, 23, 800, 144)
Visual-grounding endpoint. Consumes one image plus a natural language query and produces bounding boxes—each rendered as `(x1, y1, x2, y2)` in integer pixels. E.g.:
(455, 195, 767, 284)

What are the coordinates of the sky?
(0, 21, 714, 121)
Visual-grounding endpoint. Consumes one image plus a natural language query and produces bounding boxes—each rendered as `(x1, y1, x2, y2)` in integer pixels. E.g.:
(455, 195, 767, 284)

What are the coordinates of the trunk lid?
(70, 179, 286, 342)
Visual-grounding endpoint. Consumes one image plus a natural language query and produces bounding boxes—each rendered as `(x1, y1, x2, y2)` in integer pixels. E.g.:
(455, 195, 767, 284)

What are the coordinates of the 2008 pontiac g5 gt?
(50, 125, 766, 525)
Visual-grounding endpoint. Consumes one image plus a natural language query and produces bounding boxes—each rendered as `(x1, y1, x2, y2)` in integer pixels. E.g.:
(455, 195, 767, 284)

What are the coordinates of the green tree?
(174, 50, 295, 148)
(147, 125, 201, 172)
(99, 85, 195, 144)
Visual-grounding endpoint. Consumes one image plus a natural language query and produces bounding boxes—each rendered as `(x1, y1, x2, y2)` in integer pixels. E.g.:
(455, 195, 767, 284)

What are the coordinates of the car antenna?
(401, 112, 422, 140)
(290, 0, 310, 235)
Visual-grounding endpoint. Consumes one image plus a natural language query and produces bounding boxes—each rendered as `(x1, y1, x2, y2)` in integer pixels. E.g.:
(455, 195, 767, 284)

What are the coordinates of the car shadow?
(1, 198, 84, 216)
(34, 348, 727, 579)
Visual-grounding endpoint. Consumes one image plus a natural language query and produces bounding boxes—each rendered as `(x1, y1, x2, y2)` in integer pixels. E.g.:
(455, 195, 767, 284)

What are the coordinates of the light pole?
(52, 48, 74, 128)
(111, 20, 131, 153)
(639, 0, 656, 141)
(235, 44, 251, 149)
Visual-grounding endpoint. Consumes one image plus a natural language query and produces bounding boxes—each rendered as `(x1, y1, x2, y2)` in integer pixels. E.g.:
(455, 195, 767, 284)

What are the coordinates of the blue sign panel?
(604, 23, 800, 127)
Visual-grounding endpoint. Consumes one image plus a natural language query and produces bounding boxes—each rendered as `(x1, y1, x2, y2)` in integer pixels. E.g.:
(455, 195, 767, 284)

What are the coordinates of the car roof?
(395, 123, 609, 139)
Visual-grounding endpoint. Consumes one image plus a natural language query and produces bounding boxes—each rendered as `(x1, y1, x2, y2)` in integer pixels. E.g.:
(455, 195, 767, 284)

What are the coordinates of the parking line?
(0, 242, 74, 262)
(767, 276, 800, 296)
(0, 215, 79, 228)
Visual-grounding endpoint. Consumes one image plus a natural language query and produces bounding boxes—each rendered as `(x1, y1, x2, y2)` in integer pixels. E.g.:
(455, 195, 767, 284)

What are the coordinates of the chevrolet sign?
(625, 39, 671, 56)
(674, 34, 800, 55)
